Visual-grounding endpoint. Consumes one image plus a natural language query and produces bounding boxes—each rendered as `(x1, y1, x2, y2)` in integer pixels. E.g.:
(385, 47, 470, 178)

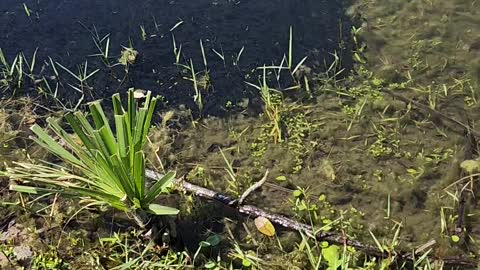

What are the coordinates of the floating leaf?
(275, 175, 287, 182)
(254, 216, 275, 236)
(293, 190, 302, 197)
(451, 235, 460, 243)
(406, 168, 418, 174)
(460, 159, 480, 174)
(320, 159, 336, 181)
(205, 234, 221, 246)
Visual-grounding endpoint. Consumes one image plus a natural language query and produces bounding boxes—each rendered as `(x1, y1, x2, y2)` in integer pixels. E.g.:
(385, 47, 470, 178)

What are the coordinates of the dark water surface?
(1, 0, 351, 114)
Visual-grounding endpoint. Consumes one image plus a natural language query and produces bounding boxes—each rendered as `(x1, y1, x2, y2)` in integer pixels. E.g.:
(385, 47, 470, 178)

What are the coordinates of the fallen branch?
(145, 169, 478, 268)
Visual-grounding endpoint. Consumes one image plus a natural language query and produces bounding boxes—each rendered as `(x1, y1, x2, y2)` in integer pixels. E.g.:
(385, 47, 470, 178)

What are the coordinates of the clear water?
(1, 0, 351, 114)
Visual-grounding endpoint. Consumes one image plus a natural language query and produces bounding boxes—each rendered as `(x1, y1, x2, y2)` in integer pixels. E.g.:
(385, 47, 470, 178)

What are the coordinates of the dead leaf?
(254, 216, 275, 236)
(133, 89, 147, 99)
(0, 252, 9, 267)
(14, 245, 32, 261)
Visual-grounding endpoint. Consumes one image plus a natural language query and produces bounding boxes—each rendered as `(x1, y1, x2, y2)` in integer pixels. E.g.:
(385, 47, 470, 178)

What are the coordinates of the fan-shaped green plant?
(3, 88, 178, 228)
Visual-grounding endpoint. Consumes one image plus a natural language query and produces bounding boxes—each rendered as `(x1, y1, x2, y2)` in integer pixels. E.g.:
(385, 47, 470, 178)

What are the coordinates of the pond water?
(1, 0, 351, 115)
(3, 0, 480, 268)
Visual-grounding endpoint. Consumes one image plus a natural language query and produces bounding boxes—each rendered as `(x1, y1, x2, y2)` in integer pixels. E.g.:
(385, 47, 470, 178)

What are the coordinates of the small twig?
(414, 239, 436, 255)
(456, 128, 477, 235)
(242, 222, 258, 246)
(238, 170, 269, 205)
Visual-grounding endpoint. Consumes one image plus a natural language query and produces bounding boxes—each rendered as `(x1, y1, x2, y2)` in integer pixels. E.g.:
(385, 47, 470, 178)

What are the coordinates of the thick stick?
(145, 169, 478, 268)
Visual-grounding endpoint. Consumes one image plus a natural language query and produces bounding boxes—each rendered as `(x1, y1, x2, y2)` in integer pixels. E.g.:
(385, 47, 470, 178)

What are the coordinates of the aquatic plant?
(0, 49, 24, 94)
(246, 66, 284, 143)
(171, 34, 182, 65)
(2, 89, 178, 228)
(89, 27, 112, 67)
(55, 60, 99, 110)
(179, 59, 204, 114)
(118, 45, 139, 68)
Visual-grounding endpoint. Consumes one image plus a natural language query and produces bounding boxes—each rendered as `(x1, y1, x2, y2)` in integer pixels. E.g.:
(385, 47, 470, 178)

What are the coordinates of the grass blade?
(144, 171, 176, 205)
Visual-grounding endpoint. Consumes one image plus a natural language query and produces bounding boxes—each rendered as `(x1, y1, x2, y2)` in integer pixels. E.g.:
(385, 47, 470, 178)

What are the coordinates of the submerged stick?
(383, 90, 480, 138)
(145, 169, 478, 268)
(455, 127, 478, 237)
(385, 89, 480, 249)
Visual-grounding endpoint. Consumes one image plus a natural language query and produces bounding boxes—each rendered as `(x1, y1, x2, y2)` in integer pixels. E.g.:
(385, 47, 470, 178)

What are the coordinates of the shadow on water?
(1, 0, 353, 115)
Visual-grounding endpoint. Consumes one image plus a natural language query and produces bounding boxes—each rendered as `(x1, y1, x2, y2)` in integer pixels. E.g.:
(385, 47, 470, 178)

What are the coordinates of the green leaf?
(205, 234, 221, 246)
(147, 203, 179, 216)
(107, 154, 135, 198)
(64, 112, 96, 151)
(133, 108, 148, 149)
(143, 171, 176, 205)
(242, 259, 251, 267)
(133, 151, 145, 198)
(142, 94, 157, 145)
(30, 124, 83, 167)
(293, 190, 302, 197)
(46, 116, 94, 168)
(322, 245, 341, 270)
(10, 184, 59, 195)
(98, 125, 117, 156)
(112, 93, 124, 115)
(451, 235, 460, 243)
(460, 159, 480, 174)
(115, 114, 127, 158)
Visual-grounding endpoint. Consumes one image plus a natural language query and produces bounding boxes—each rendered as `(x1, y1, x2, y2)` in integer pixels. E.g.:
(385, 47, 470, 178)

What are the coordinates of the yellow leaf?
(254, 216, 275, 236)
(460, 159, 480, 174)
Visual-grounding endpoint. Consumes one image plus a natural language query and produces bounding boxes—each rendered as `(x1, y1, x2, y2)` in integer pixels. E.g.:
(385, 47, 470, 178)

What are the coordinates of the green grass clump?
(2, 89, 178, 228)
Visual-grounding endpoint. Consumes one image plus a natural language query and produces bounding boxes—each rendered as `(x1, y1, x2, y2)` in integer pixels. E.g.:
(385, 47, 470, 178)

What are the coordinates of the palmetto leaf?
(3, 88, 179, 226)
(29, 124, 83, 168)
(144, 171, 176, 205)
(148, 203, 179, 215)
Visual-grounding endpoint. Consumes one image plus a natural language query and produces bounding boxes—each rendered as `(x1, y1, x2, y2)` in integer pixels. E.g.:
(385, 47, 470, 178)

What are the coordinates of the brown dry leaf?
(0, 252, 9, 267)
(133, 89, 147, 99)
(254, 216, 275, 237)
(14, 245, 32, 261)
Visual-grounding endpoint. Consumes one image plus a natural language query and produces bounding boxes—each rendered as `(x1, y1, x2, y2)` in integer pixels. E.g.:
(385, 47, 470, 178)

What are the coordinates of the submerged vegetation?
(1, 0, 480, 269)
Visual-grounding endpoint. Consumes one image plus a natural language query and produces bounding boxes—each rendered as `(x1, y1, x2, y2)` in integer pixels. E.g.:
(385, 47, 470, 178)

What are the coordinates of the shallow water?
(1, 0, 351, 115)
(2, 0, 480, 268)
